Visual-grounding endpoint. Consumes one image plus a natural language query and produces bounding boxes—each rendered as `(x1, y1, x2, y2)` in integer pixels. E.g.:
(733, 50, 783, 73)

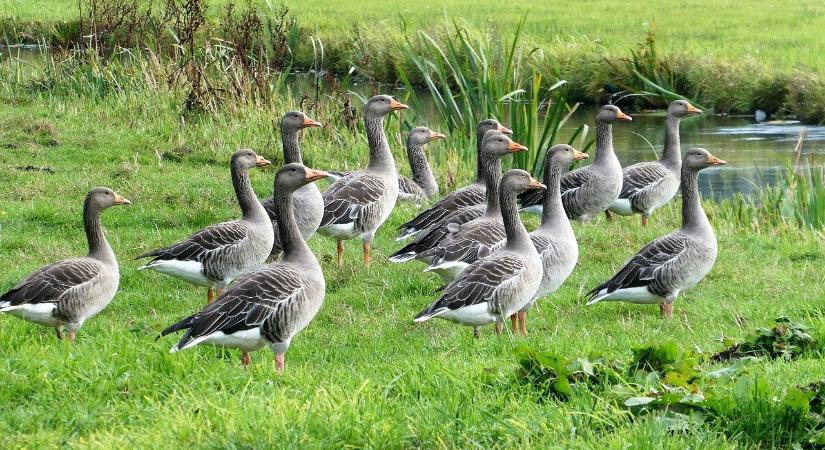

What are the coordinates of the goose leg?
(274, 353, 285, 372)
(495, 321, 503, 335)
(55, 327, 64, 340)
(241, 352, 251, 367)
(641, 215, 649, 227)
(337, 240, 344, 268)
(216, 288, 223, 297)
(363, 242, 371, 267)
(67, 330, 77, 342)
(605, 210, 613, 221)
(660, 302, 673, 318)
(473, 327, 481, 339)
(207, 289, 215, 304)
(518, 311, 528, 336)
(510, 315, 519, 334)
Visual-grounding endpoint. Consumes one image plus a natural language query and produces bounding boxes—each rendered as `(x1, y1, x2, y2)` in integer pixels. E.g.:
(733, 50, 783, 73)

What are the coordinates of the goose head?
(683, 148, 726, 171)
(501, 169, 546, 195)
(85, 187, 131, 210)
(364, 95, 408, 117)
(481, 130, 528, 158)
(597, 104, 633, 123)
(476, 118, 513, 138)
(231, 148, 271, 171)
(546, 144, 589, 169)
(276, 163, 329, 194)
(668, 100, 702, 118)
(282, 111, 321, 132)
(408, 126, 446, 148)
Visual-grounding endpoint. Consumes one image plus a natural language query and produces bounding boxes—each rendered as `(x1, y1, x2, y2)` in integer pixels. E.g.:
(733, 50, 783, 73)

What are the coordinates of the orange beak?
(686, 103, 703, 114)
(389, 99, 409, 111)
(302, 116, 322, 128)
(429, 131, 446, 141)
(498, 124, 513, 135)
(113, 194, 131, 205)
(528, 178, 547, 190)
(508, 140, 528, 153)
(707, 154, 727, 166)
(255, 155, 272, 167)
(616, 110, 633, 121)
(305, 168, 330, 182)
(573, 150, 589, 161)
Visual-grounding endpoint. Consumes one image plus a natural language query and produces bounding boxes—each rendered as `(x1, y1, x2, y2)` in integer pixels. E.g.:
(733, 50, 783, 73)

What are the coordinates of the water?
(553, 107, 825, 202)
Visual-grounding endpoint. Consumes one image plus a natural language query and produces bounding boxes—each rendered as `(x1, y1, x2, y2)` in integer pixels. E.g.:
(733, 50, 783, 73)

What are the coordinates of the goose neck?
(481, 154, 502, 213)
(594, 121, 616, 165)
(500, 185, 531, 249)
(281, 125, 302, 165)
(84, 201, 115, 265)
(680, 166, 711, 233)
(661, 115, 682, 169)
(233, 164, 266, 221)
(540, 160, 568, 228)
(407, 139, 438, 197)
(364, 113, 395, 173)
(275, 188, 318, 270)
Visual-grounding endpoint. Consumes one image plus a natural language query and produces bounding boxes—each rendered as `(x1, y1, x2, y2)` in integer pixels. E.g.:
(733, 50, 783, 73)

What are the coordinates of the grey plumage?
(586, 148, 725, 317)
(1, 188, 130, 338)
(137, 149, 274, 295)
(396, 119, 511, 240)
(519, 105, 631, 221)
(263, 111, 323, 260)
(609, 100, 702, 222)
(162, 163, 328, 370)
(414, 170, 544, 334)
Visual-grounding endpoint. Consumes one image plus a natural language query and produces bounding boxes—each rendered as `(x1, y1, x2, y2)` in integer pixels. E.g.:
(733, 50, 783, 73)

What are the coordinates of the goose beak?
(573, 150, 589, 161)
(305, 168, 330, 182)
(389, 99, 409, 111)
(498, 124, 513, 135)
(508, 140, 528, 153)
(255, 155, 272, 167)
(686, 103, 703, 114)
(707, 155, 727, 166)
(429, 131, 446, 141)
(528, 178, 546, 190)
(616, 110, 633, 121)
(302, 116, 322, 127)
(113, 194, 131, 205)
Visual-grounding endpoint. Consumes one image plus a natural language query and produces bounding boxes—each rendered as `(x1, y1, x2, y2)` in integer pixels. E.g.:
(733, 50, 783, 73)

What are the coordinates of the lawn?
(2, 78, 825, 447)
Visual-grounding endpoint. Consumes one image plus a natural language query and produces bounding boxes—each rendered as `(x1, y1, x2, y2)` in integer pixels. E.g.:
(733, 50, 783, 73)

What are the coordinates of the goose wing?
(137, 220, 249, 263)
(397, 175, 426, 203)
(620, 162, 671, 199)
(586, 232, 690, 301)
(397, 184, 485, 234)
(162, 265, 304, 349)
(390, 205, 485, 261)
(0, 258, 100, 307)
(423, 218, 505, 266)
(319, 172, 385, 228)
(415, 254, 525, 320)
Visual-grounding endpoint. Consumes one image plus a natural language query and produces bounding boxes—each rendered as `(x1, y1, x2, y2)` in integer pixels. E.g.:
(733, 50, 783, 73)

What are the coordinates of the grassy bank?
(3, 1, 825, 122)
(3, 53, 825, 447)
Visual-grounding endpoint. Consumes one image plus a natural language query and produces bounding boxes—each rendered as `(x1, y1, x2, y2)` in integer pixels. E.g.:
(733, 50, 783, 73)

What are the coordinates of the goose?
(414, 169, 545, 337)
(511, 144, 588, 336)
(607, 100, 702, 225)
(586, 148, 725, 318)
(326, 126, 446, 205)
(395, 119, 512, 240)
(316, 94, 408, 268)
(137, 149, 274, 303)
(263, 111, 322, 260)
(1, 188, 130, 341)
(389, 130, 527, 265)
(161, 164, 328, 370)
(519, 105, 632, 221)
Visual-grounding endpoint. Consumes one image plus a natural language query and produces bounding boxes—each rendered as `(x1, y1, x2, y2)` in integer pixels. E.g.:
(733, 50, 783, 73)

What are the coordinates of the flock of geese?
(0, 95, 724, 371)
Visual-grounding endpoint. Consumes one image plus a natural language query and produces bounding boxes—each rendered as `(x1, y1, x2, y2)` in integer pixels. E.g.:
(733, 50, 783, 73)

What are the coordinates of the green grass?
(2, 67, 825, 447)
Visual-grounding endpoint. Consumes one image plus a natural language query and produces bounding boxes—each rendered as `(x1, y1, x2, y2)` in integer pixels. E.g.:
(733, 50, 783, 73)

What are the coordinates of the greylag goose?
(414, 170, 544, 337)
(607, 100, 702, 225)
(262, 111, 322, 260)
(137, 149, 274, 303)
(326, 126, 446, 205)
(519, 105, 631, 220)
(316, 94, 408, 268)
(1, 188, 130, 341)
(395, 119, 512, 240)
(389, 130, 526, 265)
(586, 148, 725, 318)
(161, 164, 328, 371)
(511, 144, 588, 336)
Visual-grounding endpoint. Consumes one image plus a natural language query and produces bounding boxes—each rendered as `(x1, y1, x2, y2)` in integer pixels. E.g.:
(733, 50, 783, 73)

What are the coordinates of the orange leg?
(363, 242, 371, 267)
(337, 240, 344, 268)
(641, 215, 649, 227)
(207, 289, 215, 304)
(660, 303, 673, 318)
(510, 314, 519, 334)
(495, 321, 503, 335)
(55, 327, 64, 340)
(605, 210, 613, 221)
(274, 353, 285, 372)
(241, 352, 251, 367)
(67, 330, 77, 342)
(518, 311, 528, 336)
